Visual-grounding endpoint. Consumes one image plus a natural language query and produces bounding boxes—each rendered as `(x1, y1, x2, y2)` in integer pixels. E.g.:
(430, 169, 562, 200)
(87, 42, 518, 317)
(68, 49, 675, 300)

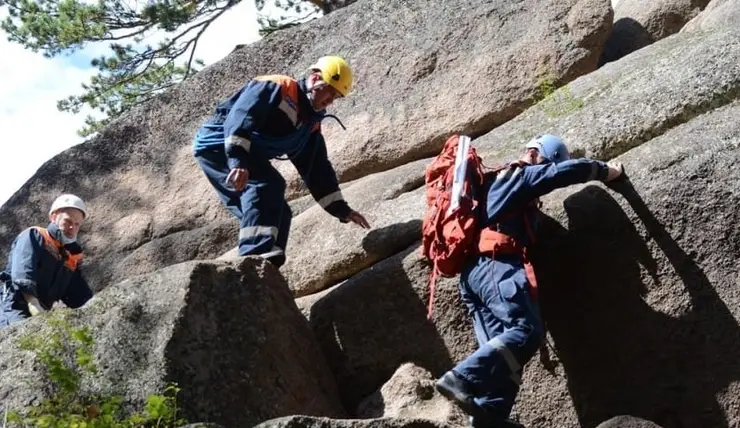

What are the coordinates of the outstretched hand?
(605, 161, 625, 182)
(346, 210, 371, 229)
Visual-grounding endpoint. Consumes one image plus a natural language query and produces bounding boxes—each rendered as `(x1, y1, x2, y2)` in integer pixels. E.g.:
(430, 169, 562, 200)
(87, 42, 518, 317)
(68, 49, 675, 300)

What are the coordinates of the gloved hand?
(23, 294, 46, 316)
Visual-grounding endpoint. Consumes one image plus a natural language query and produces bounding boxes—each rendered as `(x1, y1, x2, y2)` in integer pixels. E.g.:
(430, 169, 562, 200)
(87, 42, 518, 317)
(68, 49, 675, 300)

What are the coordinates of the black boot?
(436, 371, 485, 419)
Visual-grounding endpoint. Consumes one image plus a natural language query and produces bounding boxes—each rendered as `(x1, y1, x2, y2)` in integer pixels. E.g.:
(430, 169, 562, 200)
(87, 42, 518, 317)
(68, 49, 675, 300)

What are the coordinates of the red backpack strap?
(427, 265, 439, 320)
(477, 160, 541, 300)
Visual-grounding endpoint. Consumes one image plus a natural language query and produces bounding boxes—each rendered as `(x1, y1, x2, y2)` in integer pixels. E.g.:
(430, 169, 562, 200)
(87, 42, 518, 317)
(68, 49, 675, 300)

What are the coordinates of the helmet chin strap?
(306, 79, 328, 111)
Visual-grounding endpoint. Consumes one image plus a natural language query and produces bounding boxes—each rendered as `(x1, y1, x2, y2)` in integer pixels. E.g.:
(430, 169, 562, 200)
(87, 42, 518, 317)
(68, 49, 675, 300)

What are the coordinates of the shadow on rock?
(301, 242, 461, 415)
(533, 181, 740, 428)
(361, 220, 423, 256)
(598, 17, 654, 67)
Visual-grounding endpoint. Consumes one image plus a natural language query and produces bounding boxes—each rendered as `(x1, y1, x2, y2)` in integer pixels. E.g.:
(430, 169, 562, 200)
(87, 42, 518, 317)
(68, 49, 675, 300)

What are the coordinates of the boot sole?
(435, 379, 485, 420)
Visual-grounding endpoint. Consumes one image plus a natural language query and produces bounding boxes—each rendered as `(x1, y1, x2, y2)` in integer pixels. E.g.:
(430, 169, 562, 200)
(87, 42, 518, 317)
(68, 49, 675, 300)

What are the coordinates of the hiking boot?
(435, 371, 483, 418)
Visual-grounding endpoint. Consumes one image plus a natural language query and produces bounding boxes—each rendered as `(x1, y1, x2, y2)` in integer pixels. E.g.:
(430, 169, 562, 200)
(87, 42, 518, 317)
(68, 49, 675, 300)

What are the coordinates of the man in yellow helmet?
(193, 56, 370, 268)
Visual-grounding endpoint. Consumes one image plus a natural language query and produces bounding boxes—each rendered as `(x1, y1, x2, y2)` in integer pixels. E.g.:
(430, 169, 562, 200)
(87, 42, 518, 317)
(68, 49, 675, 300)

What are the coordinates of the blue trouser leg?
(453, 255, 543, 421)
(237, 159, 290, 267)
(275, 199, 292, 253)
(194, 147, 243, 220)
(0, 282, 30, 328)
(195, 145, 291, 267)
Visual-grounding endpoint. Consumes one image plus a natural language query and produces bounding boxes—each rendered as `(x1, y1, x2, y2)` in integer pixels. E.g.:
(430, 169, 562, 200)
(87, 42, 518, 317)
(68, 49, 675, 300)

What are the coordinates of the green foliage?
(256, 0, 322, 36)
(7, 313, 187, 428)
(534, 72, 584, 118)
(0, 0, 327, 136)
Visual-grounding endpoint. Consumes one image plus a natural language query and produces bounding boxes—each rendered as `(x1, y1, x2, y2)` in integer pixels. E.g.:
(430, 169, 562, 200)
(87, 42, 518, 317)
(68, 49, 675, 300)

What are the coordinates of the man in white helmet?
(0, 194, 93, 327)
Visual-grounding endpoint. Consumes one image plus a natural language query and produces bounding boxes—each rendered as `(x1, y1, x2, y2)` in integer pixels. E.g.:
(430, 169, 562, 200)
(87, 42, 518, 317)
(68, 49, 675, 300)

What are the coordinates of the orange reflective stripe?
(65, 253, 82, 271)
(254, 74, 300, 125)
(33, 226, 61, 260)
(31, 226, 83, 271)
(523, 257, 538, 300)
(254, 74, 298, 98)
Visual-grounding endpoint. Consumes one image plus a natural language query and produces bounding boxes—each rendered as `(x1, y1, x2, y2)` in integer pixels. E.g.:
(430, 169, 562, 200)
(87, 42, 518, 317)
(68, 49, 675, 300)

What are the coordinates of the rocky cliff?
(1, 0, 739, 427)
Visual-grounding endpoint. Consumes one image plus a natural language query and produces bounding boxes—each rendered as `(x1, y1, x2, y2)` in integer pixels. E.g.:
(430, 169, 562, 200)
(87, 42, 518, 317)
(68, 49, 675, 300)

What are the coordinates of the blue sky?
(0, 0, 272, 206)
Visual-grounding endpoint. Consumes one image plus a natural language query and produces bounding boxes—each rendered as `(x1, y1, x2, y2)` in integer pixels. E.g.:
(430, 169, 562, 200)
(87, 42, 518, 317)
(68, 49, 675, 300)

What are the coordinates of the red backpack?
(420, 135, 486, 318)
(420, 135, 538, 319)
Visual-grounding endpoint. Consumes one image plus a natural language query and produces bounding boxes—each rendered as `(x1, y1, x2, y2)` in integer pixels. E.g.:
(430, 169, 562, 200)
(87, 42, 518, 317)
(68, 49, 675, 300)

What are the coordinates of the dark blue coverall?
(1, 223, 93, 327)
(193, 75, 352, 267)
(453, 158, 610, 425)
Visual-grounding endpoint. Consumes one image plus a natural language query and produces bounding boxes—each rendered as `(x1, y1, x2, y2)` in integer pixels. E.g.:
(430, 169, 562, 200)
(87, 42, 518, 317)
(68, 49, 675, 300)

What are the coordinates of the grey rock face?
(285, 26, 740, 301)
(356, 362, 467, 426)
(682, 0, 740, 32)
(296, 244, 476, 412)
(599, 0, 711, 64)
(595, 415, 664, 428)
(0, 0, 613, 292)
(531, 100, 740, 428)
(0, 258, 345, 427)
(255, 415, 450, 428)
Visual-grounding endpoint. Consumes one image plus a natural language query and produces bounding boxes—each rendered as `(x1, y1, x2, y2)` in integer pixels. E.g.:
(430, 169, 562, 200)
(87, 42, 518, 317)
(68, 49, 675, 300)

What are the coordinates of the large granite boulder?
(356, 363, 468, 427)
(682, 0, 740, 32)
(475, 26, 740, 165)
(599, 0, 711, 64)
(0, 258, 344, 427)
(596, 416, 664, 428)
(296, 243, 477, 412)
(283, 159, 428, 296)
(283, 26, 740, 299)
(0, 0, 613, 292)
(530, 100, 740, 427)
(255, 415, 450, 428)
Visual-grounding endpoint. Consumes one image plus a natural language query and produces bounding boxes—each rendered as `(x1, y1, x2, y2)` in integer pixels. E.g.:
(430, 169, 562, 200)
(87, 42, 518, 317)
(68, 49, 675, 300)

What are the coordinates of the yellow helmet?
(309, 55, 353, 97)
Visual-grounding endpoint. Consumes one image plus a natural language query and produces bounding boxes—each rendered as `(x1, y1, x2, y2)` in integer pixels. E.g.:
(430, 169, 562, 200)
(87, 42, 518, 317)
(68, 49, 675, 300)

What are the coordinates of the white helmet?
(49, 194, 88, 218)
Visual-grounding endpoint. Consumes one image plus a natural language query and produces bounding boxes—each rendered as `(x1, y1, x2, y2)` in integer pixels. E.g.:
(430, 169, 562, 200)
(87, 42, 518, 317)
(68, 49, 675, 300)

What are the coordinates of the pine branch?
(1, 0, 331, 136)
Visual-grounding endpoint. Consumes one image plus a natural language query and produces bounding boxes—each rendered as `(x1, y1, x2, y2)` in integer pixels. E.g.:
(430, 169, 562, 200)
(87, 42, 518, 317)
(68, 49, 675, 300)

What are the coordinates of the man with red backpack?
(428, 134, 624, 428)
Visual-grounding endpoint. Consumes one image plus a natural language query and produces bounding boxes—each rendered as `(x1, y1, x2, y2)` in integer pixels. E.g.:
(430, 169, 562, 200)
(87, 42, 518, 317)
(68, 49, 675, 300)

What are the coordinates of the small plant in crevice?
(534, 72, 585, 119)
(6, 312, 187, 428)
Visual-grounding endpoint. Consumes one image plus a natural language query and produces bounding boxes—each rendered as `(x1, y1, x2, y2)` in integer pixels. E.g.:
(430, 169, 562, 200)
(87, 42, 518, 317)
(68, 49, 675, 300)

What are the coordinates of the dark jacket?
(193, 75, 351, 220)
(2, 222, 92, 311)
(482, 158, 610, 246)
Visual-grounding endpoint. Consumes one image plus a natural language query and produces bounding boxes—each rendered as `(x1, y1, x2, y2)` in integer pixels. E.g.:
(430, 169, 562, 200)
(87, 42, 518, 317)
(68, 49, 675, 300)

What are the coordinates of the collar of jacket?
(45, 223, 83, 255)
(297, 77, 347, 130)
(298, 78, 328, 117)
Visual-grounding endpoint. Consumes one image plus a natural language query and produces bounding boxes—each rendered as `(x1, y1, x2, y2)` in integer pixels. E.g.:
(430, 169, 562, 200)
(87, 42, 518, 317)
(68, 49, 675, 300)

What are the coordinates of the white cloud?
(0, 0, 269, 206)
(0, 40, 99, 205)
